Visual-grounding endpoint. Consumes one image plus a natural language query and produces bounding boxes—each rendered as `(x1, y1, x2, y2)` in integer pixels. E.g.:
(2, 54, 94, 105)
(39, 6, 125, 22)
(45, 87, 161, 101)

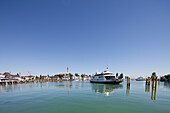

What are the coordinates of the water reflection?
(151, 86, 157, 100)
(1, 81, 170, 100)
(126, 85, 130, 95)
(150, 80, 158, 100)
(163, 82, 170, 89)
(91, 84, 123, 96)
(145, 84, 150, 92)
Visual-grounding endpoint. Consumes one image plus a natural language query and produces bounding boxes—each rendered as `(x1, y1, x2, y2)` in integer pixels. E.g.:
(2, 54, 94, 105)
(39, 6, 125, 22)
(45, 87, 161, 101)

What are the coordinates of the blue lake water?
(0, 81, 170, 113)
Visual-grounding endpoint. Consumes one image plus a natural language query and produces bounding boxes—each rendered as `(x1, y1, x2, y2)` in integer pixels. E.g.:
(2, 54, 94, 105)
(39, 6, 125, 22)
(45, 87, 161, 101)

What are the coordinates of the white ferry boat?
(90, 68, 123, 84)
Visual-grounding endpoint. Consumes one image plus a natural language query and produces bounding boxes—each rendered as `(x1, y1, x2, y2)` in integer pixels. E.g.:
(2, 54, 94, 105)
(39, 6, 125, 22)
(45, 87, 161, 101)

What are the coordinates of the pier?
(0, 79, 19, 85)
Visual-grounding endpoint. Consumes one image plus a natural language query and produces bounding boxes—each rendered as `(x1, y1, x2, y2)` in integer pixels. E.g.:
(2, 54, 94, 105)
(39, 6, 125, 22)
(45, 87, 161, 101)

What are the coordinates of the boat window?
(104, 73, 113, 75)
(105, 76, 115, 80)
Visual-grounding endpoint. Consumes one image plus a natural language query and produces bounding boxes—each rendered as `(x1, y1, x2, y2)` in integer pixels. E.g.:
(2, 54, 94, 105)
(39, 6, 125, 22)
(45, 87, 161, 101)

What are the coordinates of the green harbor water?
(0, 81, 170, 113)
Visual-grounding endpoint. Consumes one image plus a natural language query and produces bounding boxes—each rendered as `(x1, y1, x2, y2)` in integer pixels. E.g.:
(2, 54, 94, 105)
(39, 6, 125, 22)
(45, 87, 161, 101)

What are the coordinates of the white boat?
(90, 68, 123, 84)
(136, 77, 145, 81)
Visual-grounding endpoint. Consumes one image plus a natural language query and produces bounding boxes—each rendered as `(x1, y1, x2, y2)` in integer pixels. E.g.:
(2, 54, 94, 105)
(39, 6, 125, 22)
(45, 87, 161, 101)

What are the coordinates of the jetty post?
(152, 76, 155, 88)
(146, 78, 148, 84)
(148, 77, 151, 85)
(155, 76, 158, 90)
(126, 77, 130, 95)
(154, 76, 158, 100)
(151, 76, 158, 100)
(126, 85, 130, 95)
(151, 86, 154, 100)
(127, 77, 130, 86)
(151, 76, 155, 100)
(145, 77, 151, 92)
(146, 77, 151, 85)
(145, 83, 150, 92)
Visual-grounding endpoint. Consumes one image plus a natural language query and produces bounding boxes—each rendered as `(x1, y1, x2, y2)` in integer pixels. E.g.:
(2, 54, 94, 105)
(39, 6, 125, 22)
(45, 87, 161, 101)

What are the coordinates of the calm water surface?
(0, 81, 170, 113)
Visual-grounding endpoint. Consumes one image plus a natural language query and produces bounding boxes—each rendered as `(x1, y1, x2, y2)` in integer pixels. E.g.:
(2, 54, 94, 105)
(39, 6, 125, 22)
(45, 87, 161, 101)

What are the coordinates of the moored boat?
(136, 77, 145, 81)
(90, 68, 123, 84)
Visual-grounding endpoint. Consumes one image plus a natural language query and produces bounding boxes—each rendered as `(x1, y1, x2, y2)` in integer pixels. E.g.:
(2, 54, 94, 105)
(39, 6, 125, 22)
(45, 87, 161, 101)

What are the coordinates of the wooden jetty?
(0, 79, 19, 85)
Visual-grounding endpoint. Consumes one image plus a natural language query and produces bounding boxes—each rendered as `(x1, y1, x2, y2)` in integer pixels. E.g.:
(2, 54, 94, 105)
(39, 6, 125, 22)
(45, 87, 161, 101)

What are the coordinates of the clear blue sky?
(0, 0, 170, 77)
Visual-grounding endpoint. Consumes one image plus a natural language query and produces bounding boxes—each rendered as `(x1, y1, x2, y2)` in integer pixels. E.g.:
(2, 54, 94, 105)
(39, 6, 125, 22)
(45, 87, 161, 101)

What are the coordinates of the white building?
(0, 74, 5, 78)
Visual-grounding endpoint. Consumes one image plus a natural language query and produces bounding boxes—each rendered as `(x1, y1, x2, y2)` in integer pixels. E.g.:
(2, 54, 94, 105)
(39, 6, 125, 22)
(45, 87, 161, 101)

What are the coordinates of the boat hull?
(90, 80, 123, 84)
(136, 79, 145, 81)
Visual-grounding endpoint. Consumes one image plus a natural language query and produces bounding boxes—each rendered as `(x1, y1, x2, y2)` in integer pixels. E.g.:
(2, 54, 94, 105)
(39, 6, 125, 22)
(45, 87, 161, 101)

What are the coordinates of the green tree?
(69, 73, 73, 80)
(58, 74, 64, 79)
(75, 73, 79, 77)
(119, 73, 123, 79)
(40, 75, 42, 79)
(151, 72, 156, 80)
(165, 74, 170, 79)
(81, 74, 85, 78)
(116, 73, 118, 78)
(36, 76, 39, 80)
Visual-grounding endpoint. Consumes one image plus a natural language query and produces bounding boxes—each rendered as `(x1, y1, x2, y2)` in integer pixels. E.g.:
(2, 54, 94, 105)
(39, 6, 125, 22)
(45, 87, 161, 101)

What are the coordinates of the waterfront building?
(61, 67, 70, 80)
(41, 76, 49, 79)
(62, 75, 70, 80)
(72, 76, 80, 81)
(24, 75, 35, 80)
(49, 76, 60, 80)
(0, 74, 5, 79)
(2, 72, 23, 81)
(82, 75, 91, 81)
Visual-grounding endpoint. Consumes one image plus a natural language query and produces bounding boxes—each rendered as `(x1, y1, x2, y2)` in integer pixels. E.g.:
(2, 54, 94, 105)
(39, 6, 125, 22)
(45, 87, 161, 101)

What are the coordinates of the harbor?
(1, 0, 170, 113)
(1, 69, 170, 113)
(0, 80, 170, 113)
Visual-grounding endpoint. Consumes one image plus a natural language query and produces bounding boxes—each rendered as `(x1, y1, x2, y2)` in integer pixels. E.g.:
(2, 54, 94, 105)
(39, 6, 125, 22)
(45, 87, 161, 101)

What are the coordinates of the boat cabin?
(92, 70, 116, 81)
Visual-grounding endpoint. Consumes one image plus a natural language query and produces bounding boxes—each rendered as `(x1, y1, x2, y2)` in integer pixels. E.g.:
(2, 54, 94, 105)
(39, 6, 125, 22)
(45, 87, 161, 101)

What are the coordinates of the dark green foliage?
(151, 72, 156, 80)
(69, 73, 73, 80)
(160, 74, 170, 81)
(119, 73, 123, 79)
(81, 74, 85, 78)
(36, 76, 39, 80)
(40, 75, 42, 79)
(164, 74, 170, 79)
(116, 73, 118, 77)
(54, 74, 63, 79)
(75, 73, 79, 77)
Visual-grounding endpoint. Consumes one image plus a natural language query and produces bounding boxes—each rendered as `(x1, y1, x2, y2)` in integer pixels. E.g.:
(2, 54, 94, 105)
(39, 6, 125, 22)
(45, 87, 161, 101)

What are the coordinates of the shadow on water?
(91, 84, 123, 96)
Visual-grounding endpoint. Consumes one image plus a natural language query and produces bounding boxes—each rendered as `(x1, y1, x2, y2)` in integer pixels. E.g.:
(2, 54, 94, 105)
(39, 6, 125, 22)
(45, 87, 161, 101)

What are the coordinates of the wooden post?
(152, 76, 155, 88)
(154, 76, 158, 100)
(146, 77, 151, 85)
(145, 83, 150, 92)
(148, 77, 151, 85)
(151, 86, 154, 100)
(127, 77, 130, 86)
(146, 78, 148, 85)
(126, 85, 130, 95)
(155, 76, 158, 90)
